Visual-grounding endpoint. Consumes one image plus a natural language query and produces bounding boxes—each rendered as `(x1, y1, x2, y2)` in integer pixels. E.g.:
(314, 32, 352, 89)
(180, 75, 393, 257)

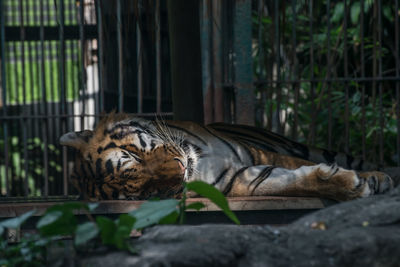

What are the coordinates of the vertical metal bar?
(291, 0, 298, 141)
(155, 0, 162, 113)
(212, 0, 224, 123)
(371, 0, 378, 164)
(274, 0, 282, 134)
(11, 2, 21, 195)
(258, 0, 266, 127)
(209, 1, 216, 122)
(12, 1, 25, 196)
(117, 0, 124, 112)
(96, 0, 104, 113)
(19, 0, 29, 196)
(309, 0, 315, 145)
(67, 1, 77, 136)
(360, 0, 366, 161)
(48, 1, 60, 195)
(326, 0, 332, 150)
(137, 16, 143, 113)
(377, 0, 383, 166)
(200, 0, 213, 124)
(26, 1, 36, 195)
(79, 0, 86, 130)
(257, 0, 264, 79)
(0, 0, 10, 196)
(395, 0, 400, 166)
(40, 0, 49, 197)
(27, 36, 37, 196)
(10, 43, 18, 195)
(58, 0, 67, 196)
(343, 0, 349, 154)
(11, 0, 20, 116)
(46, 1, 55, 102)
(233, 0, 254, 125)
(224, 0, 235, 123)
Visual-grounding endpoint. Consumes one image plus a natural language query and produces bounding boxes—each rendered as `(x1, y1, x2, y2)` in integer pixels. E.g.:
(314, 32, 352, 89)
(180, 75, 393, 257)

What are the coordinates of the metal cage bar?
(396, 0, 400, 166)
(250, 0, 400, 168)
(0, 0, 10, 196)
(117, 0, 123, 112)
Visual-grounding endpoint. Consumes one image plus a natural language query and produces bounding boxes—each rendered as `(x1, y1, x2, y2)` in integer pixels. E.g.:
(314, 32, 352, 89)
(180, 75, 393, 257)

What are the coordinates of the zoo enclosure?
(0, 0, 399, 199)
(0, 0, 173, 198)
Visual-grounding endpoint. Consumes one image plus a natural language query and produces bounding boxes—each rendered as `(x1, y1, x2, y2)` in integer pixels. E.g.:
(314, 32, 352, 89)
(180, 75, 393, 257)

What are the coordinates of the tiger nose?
(177, 160, 186, 175)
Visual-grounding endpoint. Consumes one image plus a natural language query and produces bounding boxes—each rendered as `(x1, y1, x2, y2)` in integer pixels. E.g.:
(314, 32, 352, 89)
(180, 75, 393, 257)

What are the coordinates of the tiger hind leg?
(228, 163, 393, 201)
(308, 164, 393, 200)
(357, 170, 393, 196)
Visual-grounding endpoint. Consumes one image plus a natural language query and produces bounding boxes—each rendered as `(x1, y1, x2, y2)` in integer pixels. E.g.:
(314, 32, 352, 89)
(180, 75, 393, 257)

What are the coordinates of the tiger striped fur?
(60, 113, 393, 201)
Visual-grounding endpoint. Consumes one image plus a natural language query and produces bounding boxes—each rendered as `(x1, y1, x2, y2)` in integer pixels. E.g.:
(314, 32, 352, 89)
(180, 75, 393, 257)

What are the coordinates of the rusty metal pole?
(200, 0, 213, 124)
(212, 1, 224, 123)
(233, 0, 254, 125)
(200, 0, 224, 124)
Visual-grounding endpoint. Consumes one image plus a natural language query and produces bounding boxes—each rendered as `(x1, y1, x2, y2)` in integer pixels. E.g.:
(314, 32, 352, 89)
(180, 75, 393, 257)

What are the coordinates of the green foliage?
(186, 181, 240, 225)
(0, 181, 239, 264)
(0, 136, 62, 197)
(129, 199, 179, 229)
(253, 1, 399, 165)
(75, 222, 99, 246)
(0, 210, 54, 266)
(0, 210, 36, 236)
(37, 202, 88, 236)
(96, 214, 135, 250)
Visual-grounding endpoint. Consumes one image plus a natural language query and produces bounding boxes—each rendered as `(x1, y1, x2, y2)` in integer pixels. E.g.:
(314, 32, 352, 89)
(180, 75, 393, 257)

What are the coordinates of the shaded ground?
(78, 185, 400, 267)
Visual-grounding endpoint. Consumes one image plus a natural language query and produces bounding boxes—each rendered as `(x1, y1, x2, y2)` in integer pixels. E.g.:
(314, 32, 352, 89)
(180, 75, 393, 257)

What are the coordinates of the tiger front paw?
(358, 171, 393, 196)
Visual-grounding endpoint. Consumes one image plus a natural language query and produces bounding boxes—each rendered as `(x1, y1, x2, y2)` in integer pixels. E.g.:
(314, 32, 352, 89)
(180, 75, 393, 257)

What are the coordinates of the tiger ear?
(59, 130, 93, 150)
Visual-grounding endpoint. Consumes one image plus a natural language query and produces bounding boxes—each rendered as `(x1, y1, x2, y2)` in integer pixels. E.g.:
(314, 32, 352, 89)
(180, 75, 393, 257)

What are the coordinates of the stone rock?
(80, 186, 400, 267)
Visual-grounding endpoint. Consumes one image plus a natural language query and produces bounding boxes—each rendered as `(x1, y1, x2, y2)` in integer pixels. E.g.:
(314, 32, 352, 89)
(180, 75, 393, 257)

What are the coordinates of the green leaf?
(96, 216, 117, 245)
(185, 202, 206, 211)
(35, 202, 91, 237)
(74, 222, 99, 246)
(113, 226, 131, 250)
(96, 215, 135, 249)
(351, 2, 361, 25)
(158, 211, 179, 225)
(88, 203, 99, 212)
(129, 199, 179, 229)
(36, 211, 63, 229)
(186, 181, 240, 225)
(0, 210, 36, 229)
(331, 2, 344, 23)
(36, 209, 77, 237)
(117, 214, 136, 229)
(383, 5, 393, 21)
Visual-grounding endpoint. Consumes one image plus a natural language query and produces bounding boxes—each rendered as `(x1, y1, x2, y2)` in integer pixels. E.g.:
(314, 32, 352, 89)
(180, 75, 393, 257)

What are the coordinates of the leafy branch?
(0, 181, 240, 265)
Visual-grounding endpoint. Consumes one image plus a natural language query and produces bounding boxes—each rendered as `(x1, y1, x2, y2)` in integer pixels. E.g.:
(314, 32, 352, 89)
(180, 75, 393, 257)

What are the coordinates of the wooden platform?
(0, 196, 333, 225)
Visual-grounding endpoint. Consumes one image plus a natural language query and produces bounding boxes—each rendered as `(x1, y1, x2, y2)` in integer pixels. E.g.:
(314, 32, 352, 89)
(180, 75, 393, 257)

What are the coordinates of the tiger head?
(60, 113, 196, 200)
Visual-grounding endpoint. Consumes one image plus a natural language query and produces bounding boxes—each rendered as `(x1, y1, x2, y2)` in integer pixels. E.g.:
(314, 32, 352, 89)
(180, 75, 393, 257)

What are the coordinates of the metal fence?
(0, 0, 172, 198)
(0, 0, 399, 199)
(251, 0, 400, 168)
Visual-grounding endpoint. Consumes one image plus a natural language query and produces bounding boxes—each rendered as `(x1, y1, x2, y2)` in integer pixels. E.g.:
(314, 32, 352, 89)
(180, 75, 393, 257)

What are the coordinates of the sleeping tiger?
(60, 112, 393, 201)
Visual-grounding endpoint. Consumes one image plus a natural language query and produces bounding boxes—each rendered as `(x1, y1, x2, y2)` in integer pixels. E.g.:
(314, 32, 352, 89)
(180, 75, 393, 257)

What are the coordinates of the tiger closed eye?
(174, 158, 187, 176)
(125, 150, 143, 163)
(174, 158, 185, 167)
